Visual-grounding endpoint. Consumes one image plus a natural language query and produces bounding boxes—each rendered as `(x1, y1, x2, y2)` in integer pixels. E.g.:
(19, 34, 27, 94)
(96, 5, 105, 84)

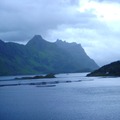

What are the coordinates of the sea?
(0, 73, 120, 120)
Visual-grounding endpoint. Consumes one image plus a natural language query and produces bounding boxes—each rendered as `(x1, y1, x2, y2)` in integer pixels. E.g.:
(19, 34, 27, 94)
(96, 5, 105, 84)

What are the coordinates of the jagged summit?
(0, 35, 98, 75)
(56, 39, 81, 46)
(55, 39, 84, 54)
(27, 35, 47, 44)
(56, 39, 66, 43)
(26, 35, 51, 50)
(32, 35, 43, 40)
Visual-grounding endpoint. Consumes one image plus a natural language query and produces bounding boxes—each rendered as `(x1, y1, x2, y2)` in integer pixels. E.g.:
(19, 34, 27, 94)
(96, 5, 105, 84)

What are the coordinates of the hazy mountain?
(55, 39, 98, 71)
(87, 61, 120, 77)
(0, 35, 99, 75)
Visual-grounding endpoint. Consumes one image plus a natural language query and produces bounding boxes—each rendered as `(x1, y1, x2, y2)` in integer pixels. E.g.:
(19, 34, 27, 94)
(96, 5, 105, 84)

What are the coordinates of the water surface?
(0, 73, 120, 120)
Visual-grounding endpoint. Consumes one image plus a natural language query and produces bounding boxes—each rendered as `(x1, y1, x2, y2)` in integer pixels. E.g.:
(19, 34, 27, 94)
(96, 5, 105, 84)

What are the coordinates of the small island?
(15, 73, 56, 80)
(87, 61, 120, 77)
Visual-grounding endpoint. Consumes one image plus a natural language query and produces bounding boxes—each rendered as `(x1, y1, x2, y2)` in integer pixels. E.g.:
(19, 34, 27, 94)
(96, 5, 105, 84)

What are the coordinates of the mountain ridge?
(0, 35, 99, 75)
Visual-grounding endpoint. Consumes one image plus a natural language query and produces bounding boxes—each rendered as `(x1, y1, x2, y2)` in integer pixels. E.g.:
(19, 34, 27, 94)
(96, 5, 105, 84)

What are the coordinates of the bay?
(0, 73, 120, 120)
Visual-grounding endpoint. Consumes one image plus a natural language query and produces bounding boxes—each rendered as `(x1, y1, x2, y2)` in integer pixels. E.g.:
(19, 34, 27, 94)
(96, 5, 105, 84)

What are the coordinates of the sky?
(0, 0, 120, 66)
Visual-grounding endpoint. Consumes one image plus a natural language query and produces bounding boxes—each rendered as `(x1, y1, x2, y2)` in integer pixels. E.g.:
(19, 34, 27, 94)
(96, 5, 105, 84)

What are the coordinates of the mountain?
(0, 35, 99, 75)
(55, 39, 98, 71)
(87, 61, 120, 77)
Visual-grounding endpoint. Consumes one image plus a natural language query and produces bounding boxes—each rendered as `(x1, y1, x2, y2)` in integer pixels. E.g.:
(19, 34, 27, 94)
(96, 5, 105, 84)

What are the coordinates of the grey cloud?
(0, 0, 96, 42)
(91, 0, 120, 3)
(0, 0, 120, 66)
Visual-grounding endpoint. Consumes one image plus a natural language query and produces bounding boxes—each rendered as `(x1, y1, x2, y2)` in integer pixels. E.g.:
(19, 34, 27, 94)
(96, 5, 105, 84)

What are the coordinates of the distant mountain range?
(0, 35, 99, 75)
(87, 61, 120, 77)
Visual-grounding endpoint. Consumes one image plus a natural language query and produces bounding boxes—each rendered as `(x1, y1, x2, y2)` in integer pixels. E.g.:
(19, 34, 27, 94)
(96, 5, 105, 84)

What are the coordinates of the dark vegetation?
(15, 73, 55, 80)
(87, 61, 120, 77)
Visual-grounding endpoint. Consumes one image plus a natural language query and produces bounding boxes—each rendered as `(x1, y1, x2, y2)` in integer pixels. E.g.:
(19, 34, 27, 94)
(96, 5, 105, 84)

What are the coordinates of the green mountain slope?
(0, 35, 99, 75)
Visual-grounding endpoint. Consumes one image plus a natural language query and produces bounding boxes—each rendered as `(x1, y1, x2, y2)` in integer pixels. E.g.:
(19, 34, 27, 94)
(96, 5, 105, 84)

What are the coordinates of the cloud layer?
(0, 0, 120, 66)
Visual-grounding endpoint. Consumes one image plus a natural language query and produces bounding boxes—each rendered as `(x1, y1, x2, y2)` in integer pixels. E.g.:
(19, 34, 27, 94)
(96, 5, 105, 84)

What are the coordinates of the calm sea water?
(0, 73, 120, 120)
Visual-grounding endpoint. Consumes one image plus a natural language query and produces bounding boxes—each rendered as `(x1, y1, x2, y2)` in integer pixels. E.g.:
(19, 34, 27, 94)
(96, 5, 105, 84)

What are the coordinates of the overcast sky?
(0, 0, 120, 66)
